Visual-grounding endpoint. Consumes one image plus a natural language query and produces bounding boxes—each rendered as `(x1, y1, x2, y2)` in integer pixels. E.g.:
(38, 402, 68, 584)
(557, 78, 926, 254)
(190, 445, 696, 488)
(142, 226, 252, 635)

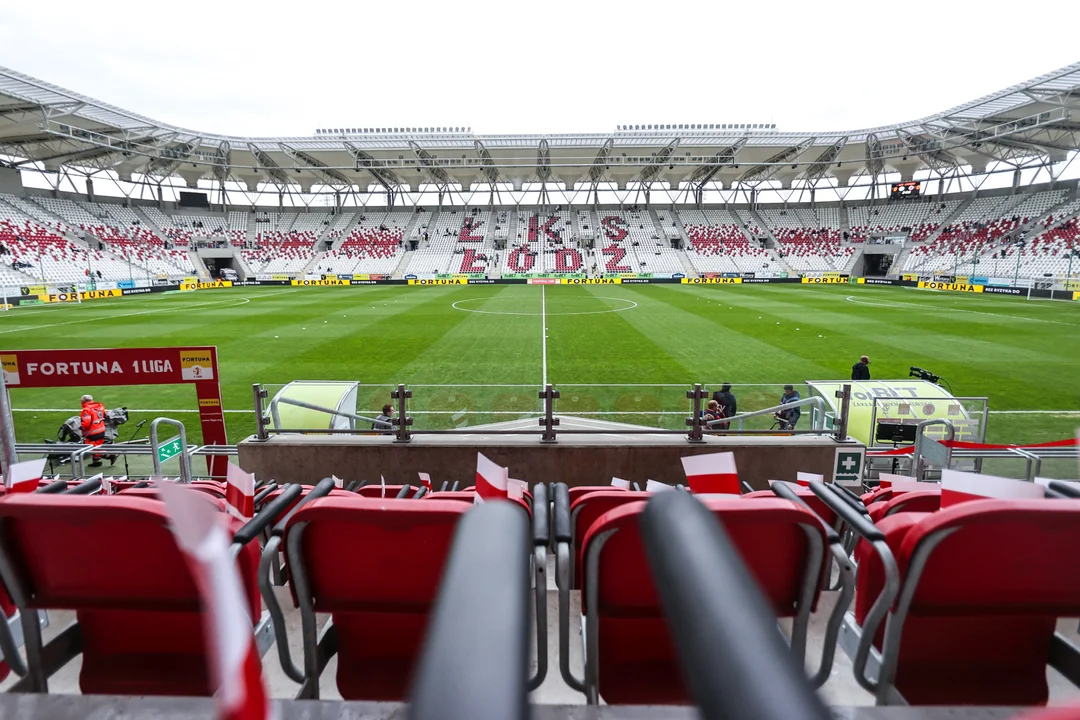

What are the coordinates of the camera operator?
(775, 384, 801, 431)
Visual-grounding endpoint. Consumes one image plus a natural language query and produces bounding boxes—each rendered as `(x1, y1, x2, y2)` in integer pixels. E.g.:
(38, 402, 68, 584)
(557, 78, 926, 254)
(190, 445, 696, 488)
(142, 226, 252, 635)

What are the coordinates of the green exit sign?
(157, 437, 183, 463)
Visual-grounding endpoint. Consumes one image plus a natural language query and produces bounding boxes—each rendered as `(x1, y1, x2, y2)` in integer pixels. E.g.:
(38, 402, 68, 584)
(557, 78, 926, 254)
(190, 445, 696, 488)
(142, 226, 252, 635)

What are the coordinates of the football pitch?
(0, 283, 1077, 476)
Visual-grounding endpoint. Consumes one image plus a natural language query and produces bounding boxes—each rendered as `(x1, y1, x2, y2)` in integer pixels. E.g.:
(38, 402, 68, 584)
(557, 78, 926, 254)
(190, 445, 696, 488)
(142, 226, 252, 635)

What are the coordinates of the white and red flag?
(507, 478, 527, 500)
(796, 471, 823, 487)
(332, 475, 343, 489)
(381, 475, 387, 498)
(681, 452, 740, 497)
(611, 477, 630, 489)
(645, 479, 675, 492)
(4, 458, 46, 494)
(941, 469, 1044, 508)
(158, 481, 272, 720)
(475, 452, 508, 503)
(225, 463, 255, 520)
(418, 472, 433, 491)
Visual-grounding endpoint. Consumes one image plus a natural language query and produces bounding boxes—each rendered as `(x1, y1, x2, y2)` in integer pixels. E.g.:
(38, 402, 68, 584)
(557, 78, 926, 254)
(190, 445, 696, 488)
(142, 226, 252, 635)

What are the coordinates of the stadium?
(0, 30, 1078, 720)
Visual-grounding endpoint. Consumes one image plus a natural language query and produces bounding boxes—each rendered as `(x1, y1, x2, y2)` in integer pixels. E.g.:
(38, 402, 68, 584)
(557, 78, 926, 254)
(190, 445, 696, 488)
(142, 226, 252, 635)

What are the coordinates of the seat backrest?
(571, 491, 648, 588)
(579, 497, 826, 705)
(582, 497, 826, 617)
(569, 484, 626, 506)
(743, 485, 837, 528)
(358, 484, 406, 498)
(867, 489, 941, 523)
(285, 497, 469, 700)
(900, 499, 1080, 616)
(0, 493, 259, 617)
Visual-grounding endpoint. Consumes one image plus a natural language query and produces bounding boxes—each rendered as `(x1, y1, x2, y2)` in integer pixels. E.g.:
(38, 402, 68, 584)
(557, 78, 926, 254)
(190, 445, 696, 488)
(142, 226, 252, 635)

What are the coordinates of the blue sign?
(117, 280, 136, 289)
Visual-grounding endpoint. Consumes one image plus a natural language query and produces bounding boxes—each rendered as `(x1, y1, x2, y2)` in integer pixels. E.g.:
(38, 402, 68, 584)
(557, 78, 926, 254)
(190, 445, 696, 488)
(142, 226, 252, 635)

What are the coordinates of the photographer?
(775, 384, 801, 431)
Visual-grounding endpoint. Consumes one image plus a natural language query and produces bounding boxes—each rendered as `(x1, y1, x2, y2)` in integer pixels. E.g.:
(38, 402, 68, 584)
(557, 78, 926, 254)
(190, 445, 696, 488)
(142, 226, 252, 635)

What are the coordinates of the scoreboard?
(891, 181, 921, 199)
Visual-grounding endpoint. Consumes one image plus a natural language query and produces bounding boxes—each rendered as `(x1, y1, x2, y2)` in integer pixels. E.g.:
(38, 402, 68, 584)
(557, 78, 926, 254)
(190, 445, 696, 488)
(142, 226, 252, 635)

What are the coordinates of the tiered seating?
(497, 210, 573, 275)
(406, 207, 496, 276)
(904, 192, 1070, 276)
(848, 200, 960, 242)
(321, 211, 408, 275)
(30, 197, 193, 276)
(681, 208, 778, 275)
(759, 208, 846, 272)
(0, 206, 137, 284)
(590, 209, 682, 275)
(654, 209, 683, 240)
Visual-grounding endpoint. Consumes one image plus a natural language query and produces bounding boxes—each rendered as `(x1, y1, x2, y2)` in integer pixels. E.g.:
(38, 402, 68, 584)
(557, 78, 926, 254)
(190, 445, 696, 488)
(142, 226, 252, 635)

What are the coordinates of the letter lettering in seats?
(601, 216, 629, 242)
(460, 248, 485, 274)
(459, 217, 484, 242)
(508, 247, 534, 273)
(555, 248, 582, 273)
(602, 245, 630, 273)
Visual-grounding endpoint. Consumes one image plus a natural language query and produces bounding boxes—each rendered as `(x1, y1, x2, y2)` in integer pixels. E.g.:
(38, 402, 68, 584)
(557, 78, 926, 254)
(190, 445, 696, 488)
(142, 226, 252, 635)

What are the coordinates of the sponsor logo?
(39, 293, 79, 303)
(1, 354, 20, 386)
(801, 276, 849, 284)
(122, 287, 154, 295)
(350, 280, 379, 285)
(862, 278, 895, 285)
(270, 274, 290, 281)
(198, 398, 221, 407)
(983, 286, 1023, 295)
(561, 278, 621, 284)
(79, 289, 123, 300)
(742, 278, 773, 283)
(180, 281, 233, 291)
(527, 278, 560, 285)
(468, 278, 496, 284)
(621, 278, 653, 283)
(409, 279, 467, 285)
(290, 279, 349, 286)
(180, 350, 214, 381)
(917, 281, 984, 293)
(681, 277, 742, 284)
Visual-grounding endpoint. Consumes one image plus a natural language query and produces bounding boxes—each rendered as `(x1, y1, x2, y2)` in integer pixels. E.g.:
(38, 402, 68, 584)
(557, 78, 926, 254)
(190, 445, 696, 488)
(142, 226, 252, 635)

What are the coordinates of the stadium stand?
(680, 207, 781, 275)
(320, 211, 408, 276)
(848, 200, 962, 243)
(758, 207, 850, 272)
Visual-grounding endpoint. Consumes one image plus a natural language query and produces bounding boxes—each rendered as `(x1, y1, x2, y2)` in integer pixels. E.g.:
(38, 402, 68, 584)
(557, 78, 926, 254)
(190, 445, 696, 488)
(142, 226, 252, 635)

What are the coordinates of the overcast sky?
(1, 1, 1077, 138)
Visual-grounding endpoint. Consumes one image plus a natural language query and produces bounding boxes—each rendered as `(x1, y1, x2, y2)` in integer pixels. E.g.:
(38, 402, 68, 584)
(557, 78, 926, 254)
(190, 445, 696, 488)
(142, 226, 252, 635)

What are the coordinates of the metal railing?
(250, 381, 850, 445)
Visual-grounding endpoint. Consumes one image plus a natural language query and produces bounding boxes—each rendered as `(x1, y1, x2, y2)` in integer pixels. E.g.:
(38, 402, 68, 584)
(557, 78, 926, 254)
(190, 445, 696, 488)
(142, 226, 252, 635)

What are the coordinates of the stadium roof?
(1, 62, 1078, 194)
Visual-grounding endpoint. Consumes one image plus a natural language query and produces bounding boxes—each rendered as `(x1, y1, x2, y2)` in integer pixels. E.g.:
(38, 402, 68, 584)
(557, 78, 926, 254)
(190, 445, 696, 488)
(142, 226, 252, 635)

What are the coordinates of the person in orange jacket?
(80, 394, 107, 467)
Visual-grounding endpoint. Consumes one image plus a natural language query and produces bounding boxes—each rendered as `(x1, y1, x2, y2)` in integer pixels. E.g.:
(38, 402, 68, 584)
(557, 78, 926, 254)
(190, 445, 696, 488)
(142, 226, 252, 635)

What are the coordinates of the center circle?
(451, 295, 638, 316)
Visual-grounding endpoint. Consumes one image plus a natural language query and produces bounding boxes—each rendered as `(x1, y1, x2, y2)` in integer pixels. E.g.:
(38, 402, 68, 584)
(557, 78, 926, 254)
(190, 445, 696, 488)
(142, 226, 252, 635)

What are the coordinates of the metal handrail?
(706, 395, 828, 431)
(149, 418, 192, 482)
(269, 395, 385, 432)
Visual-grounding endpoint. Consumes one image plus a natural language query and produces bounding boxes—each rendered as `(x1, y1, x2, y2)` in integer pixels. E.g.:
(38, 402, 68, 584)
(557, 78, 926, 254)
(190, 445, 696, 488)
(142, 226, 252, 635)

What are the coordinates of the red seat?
(576, 497, 828, 704)
(568, 484, 627, 505)
(570, 490, 648, 589)
(866, 488, 941, 523)
(281, 496, 469, 700)
(743, 485, 838, 527)
(851, 499, 1080, 705)
(0, 494, 262, 696)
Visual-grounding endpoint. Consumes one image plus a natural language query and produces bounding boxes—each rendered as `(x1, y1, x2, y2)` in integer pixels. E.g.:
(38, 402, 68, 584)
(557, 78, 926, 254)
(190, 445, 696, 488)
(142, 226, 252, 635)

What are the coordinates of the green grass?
(0, 283, 1077, 476)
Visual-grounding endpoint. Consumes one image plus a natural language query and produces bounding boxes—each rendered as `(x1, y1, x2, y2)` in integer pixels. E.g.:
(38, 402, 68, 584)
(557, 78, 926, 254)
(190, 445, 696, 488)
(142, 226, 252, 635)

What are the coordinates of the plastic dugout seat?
(742, 485, 838, 528)
(866, 489, 941, 523)
(560, 496, 840, 705)
(266, 495, 473, 700)
(568, 484, 627, 506)
(0, 491, 288, 696)
(816, 484, 1080, 706)
(567, 489, 648, 589)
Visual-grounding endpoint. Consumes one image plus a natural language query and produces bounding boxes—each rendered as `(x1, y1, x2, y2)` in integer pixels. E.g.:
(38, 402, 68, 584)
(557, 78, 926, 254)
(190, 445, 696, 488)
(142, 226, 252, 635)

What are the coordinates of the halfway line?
(541, 286, 548, 386)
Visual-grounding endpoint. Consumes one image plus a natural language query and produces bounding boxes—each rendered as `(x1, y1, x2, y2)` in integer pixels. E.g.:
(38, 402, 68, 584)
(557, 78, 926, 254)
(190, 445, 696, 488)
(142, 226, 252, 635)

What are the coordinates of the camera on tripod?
(909, 366, 941, 384)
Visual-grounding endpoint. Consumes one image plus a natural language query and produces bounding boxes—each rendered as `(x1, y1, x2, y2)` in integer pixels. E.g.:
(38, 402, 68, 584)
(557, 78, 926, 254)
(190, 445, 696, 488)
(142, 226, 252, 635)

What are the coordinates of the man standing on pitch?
(851, 355, 871, 381)
(80, 394, 107, 467)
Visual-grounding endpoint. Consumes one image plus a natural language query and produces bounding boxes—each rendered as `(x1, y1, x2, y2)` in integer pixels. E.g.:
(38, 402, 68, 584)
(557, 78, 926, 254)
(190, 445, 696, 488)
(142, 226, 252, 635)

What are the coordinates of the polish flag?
(611, 477, 630, 489)
(941, 469, 1045, 508)
(158, 482, 272, 720)
(225, 463, 255, 521)
(645, 479, 675, 492)
(332, 475, 343, 489)
(418, 472, 433, 491)
(475, 452, 508, 504)
(507, 478, 527, 500)
(796, 471, 823, 487)
(681, 452, 740, 497)
(381, 475, 386, 498)
(5, 458, 46, 494)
